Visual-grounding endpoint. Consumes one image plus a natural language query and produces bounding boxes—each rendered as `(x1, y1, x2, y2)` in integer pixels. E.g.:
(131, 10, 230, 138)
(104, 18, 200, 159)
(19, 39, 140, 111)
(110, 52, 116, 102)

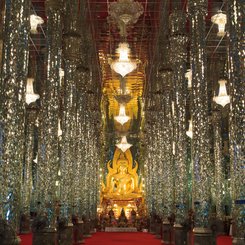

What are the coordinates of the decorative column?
(188, 0, 212, 243)
(36, 0, 62, 231)
(20, 109, 36, 233)
(0, 0, 30, 231)
(143, 104, 155, 216)
(169, 10, 188, 226)
(61, 0, 81, 221)
(227, 1, 245, 244)
(212, 111, 226, 220)
(76, 67, 90, 219)
(169, 10, 189, 245)
(159, 70, 174, 220)
(0, 2, 4, 71)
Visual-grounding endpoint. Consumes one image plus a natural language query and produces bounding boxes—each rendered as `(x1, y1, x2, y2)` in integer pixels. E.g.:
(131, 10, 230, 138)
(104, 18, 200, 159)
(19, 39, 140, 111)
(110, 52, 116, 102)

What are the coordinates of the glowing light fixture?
(211, 12, 227, 37)
(116, 136, 132, 152)
(33, 155, 38, 163)
(25, 78, 40, 105)
(185, 69, 192, 88)
(186, 119, 193, 139)
(59, 68, 64, 86)
(114, 104, 130, 125)
(58, 119, 62, 137)
(213, 79, 230, 107)
(30, 14, 44, 34)
(110, 43, 137, 77)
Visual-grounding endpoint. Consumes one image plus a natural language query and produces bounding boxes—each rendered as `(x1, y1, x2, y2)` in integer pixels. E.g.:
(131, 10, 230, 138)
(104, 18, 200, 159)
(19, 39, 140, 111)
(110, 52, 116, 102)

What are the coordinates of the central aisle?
(85, 232, 162, 245)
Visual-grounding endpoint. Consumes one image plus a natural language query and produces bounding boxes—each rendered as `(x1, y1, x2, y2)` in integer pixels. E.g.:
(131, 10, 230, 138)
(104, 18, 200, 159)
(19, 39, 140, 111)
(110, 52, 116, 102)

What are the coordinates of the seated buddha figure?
(102, 148, 142, 199)
(109, 163, 134, 195)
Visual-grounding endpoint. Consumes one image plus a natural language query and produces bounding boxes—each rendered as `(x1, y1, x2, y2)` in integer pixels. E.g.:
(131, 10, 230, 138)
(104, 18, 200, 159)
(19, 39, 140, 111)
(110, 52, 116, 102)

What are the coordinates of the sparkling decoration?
(170, 10, 188, 224)
(213, 79, 230, 107)
(25, 78, 40, 105)
(36, 0, 62, 227)
(161, 71, 175, 219)
(188, 0, 212, 228)
(110, 43, 137, 77)
(114, 104, 130, 125)
(60, 0, 81, 220)
(0, 0, 30, 230)
(30, 14, 44, 34)
(0, 0, 243, 237)
(22, 110, 36, 215)
(212, 111, 225, 219)
(108, 0, 143, 37)
(211, 12, 227, 37)
(227, 0, 245, 239)
(186, 119, 193, 139)
(116, 136, 132, 152)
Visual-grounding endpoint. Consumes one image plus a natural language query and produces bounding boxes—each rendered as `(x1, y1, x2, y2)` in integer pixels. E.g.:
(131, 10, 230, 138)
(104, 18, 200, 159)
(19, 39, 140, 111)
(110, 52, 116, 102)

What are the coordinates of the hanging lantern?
(114, 104, 130, 125)
(211, 12, 227, 37)
(213, 79, 230, 107)
(186, 119, 193, 139)
(25, 78, 40, 105)
(116, 136, 132, 152)
(30, 14, 44, 34)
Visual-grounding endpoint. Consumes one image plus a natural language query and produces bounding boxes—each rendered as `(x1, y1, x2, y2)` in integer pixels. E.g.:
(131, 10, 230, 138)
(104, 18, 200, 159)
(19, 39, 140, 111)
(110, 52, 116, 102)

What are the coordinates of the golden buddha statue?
(102, 148, 142, 200)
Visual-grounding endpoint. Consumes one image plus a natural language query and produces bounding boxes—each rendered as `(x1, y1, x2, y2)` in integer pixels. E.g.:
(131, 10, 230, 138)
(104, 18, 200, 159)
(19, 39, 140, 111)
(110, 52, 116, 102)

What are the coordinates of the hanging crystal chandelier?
(213, 79, 230, 107)
(30, 14, 44, 34)
(211, 12, 227, 37)
(186, 119, 193, 139)
(116, 136, 132, 152)
(185, 69, 192, 88)
(114, 104, 130, 125)
(111, 43, 137, 77)
(25, 78, 40, 105)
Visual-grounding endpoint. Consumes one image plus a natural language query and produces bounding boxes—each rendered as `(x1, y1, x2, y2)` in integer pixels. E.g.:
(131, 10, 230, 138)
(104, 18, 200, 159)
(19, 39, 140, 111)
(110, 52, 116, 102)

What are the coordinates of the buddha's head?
(117, 153, 129, 172)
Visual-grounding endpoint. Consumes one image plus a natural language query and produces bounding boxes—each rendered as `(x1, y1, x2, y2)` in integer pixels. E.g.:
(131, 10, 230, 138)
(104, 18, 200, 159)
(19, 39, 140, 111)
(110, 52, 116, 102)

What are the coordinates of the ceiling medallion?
(110, 43, 137, 77)
(108, 0, 144, 37)
(116, 136, 132, 152)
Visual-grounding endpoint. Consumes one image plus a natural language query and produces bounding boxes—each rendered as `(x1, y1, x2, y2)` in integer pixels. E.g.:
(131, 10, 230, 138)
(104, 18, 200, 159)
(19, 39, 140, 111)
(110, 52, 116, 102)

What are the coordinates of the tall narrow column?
(188, 0, 212, 241)
(227, 0, 245, 243)
(61, 0, 81, 220)
(76, 68, 90, 218)
(37, 0, 62, 228)
(21, 109, 36, 233)
(160, 71, 174, 220)
(169, 10, 188, 226)
(0, 2, 4, 72)
(212, 111, 225, 220)
(0, 0, 30, 230)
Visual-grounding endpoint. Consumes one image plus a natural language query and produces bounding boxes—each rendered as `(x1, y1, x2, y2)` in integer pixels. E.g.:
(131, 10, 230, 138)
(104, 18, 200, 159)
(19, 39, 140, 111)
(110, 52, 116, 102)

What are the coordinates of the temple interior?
(0, 0, 244, 245)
